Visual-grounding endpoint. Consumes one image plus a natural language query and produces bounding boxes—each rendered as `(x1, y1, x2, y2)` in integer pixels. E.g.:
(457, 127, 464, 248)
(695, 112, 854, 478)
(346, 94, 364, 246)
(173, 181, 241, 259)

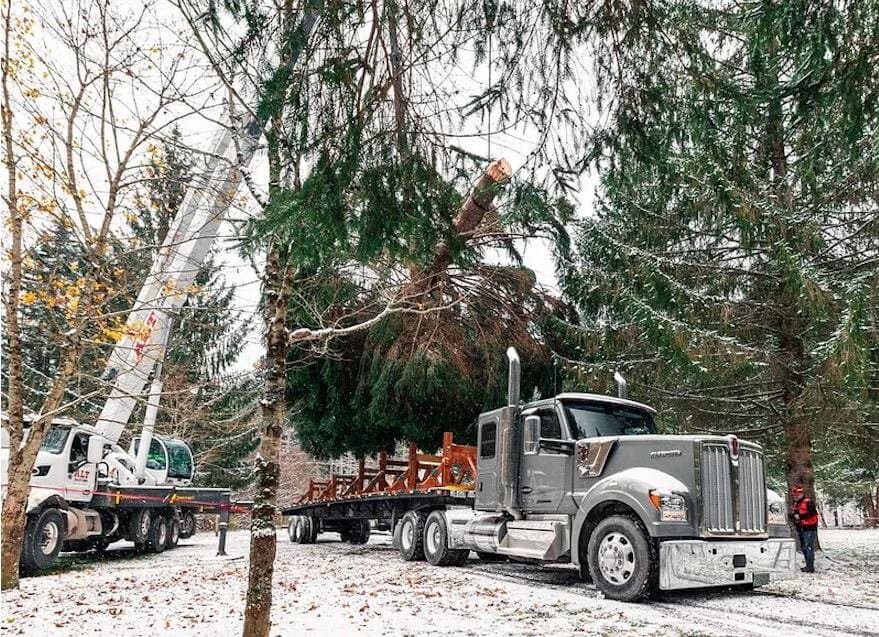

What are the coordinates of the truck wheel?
(288, 516, 300, 542)
(586, 514, 657, 602)
(423, 510, 469, 567)
(179, 510, 197, 539)
(304, 517, 319, 544)
(398, 510, 427, 561)
(296, 517, 314, 545)
(346, 520, 370, 545)
(129, 509, 152, 545)
(476, 551, 507, 562)
(147, 517, 168, 553)
(166, 518, 180, 549)
(20, 508, 66, 574)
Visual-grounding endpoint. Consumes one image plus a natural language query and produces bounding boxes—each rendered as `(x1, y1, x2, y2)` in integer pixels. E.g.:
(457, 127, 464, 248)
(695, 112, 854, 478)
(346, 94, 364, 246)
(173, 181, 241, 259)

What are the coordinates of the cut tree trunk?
(404, 158, 511, 303)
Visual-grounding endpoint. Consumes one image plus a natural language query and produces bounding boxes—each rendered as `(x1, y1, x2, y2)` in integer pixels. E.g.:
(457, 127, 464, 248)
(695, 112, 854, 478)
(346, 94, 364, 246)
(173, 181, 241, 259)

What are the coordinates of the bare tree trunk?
(242, 246, 293, 636)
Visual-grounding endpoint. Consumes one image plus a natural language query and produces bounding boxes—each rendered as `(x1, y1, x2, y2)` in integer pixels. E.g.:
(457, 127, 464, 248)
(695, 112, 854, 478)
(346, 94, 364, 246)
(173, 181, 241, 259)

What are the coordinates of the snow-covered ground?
(2, 528, 877, 636)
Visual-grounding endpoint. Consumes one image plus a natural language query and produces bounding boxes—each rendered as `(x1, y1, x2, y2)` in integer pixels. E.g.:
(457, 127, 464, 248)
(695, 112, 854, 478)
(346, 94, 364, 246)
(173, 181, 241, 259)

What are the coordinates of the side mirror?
(87, 435, 104, 464)
(523, 415, 541, 455)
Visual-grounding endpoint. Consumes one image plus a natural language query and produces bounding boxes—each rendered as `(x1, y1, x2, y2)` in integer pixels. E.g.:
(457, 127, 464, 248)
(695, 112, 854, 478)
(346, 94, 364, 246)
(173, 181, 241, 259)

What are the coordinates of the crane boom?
(94, 120, 261, 444)
(93, 6, 321, 448)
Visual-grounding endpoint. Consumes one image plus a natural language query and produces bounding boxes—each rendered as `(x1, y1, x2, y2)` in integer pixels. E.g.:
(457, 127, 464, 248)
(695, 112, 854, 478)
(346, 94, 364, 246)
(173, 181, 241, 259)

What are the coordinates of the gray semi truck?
(285, 347, 795, 601)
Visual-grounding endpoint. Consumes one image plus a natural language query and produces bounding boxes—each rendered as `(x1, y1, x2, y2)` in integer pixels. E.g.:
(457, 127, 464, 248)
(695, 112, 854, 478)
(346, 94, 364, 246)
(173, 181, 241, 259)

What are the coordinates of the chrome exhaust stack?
(614, 370, 628, 399)
(506, 347, 521, 407)
(499, 347, 523, 520)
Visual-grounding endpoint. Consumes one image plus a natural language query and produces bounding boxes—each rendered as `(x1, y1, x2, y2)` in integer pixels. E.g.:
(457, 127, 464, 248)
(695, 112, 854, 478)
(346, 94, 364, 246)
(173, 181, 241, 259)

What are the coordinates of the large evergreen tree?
(563, 0, 879, 500)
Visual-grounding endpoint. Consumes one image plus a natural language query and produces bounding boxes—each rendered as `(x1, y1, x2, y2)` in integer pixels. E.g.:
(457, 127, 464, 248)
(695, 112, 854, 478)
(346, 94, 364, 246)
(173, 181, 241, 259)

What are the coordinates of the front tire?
(21, 508, 66, 574)
(586, 514, 657, 602)
(423, 510, 469, 567)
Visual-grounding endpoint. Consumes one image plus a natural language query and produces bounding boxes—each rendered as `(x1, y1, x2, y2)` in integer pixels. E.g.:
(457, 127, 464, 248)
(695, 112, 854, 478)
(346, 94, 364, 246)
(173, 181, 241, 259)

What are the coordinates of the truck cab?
(437, 348, 795, 601)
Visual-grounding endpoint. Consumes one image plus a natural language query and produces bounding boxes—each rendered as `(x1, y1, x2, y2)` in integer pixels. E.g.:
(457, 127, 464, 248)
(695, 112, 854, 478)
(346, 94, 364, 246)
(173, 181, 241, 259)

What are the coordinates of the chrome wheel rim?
(425, 521, 441, 555)
(158, 522, 167, 546)
(598, 532, 635, 585)
(139, 513, 151, 538)
(401, 520, 413, 551)
(41, 520, 60, 555)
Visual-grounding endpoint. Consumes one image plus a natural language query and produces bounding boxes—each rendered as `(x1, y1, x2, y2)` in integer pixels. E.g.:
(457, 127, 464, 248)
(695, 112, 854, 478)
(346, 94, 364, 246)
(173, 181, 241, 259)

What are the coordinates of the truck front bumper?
(659, 538, 796, 590)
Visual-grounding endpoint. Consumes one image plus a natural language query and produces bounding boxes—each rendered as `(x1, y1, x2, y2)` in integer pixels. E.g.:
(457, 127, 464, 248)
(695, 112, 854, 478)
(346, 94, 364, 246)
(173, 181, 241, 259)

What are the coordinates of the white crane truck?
(0, 98, 268, 577)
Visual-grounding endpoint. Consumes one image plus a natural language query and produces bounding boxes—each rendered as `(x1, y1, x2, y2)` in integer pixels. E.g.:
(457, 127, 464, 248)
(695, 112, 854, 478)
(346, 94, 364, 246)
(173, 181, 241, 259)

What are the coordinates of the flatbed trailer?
(282, 432, 476, 544)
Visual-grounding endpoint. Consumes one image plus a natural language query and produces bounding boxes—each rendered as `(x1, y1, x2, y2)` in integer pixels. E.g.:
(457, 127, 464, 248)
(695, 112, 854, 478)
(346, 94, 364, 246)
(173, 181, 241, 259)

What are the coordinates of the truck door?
(474, 414, 499, 511)
(64, 431, 96, 502)
(518, 405, 572, 513)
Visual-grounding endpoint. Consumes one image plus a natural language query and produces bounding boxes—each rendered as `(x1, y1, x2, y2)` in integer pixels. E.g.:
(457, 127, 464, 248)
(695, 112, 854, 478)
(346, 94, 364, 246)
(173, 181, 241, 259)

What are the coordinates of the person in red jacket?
(791, 484, 819, 573)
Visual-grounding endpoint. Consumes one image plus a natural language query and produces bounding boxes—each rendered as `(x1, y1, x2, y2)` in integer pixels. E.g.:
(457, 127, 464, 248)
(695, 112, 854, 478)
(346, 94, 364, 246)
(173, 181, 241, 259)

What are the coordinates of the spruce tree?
(564, 0, 879, 501)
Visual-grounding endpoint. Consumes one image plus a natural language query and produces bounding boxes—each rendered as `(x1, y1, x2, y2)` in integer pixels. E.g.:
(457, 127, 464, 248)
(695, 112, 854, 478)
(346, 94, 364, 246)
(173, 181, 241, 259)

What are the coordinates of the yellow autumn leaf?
(21, 291, 37, 305)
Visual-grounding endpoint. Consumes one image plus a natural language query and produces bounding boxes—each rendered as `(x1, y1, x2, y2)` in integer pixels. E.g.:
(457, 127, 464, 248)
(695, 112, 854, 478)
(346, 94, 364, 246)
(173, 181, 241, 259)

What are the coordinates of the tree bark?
(242, 246, 292, 637)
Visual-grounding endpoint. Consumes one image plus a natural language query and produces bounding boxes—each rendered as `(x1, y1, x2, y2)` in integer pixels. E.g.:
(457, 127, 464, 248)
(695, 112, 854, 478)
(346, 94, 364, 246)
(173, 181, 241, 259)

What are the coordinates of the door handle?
(520, 486, 533, 494)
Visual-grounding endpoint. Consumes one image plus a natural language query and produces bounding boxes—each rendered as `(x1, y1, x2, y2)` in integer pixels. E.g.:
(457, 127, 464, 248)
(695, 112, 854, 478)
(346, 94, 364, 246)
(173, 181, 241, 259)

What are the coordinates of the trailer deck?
(282, 432, 476, 521)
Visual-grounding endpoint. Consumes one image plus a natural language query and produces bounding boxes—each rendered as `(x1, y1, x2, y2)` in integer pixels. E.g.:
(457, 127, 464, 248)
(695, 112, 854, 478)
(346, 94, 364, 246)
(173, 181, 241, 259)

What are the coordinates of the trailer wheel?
(398, 510, 427, 561)
(287, 516, 299, 542)
(304, 517, 319, 544)
(296, 517, 315, 545)
(20, 508, 66, 574)
(476, 551, 507, 562)
(129, 509, 152, 545)
(147, 517, 168, 553)
(586, 514, 657, 602)
(345, 520, 370, 545)
(423, 510, 468, 567)
(179, 510, 197, 539)
(166, 517, 180, 549)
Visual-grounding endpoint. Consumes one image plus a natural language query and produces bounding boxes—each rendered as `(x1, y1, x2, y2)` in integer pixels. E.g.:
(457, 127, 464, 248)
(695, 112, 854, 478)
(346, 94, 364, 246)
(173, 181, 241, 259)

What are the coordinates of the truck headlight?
(649, 490, 688, 522)
(768, 501, 786, 525)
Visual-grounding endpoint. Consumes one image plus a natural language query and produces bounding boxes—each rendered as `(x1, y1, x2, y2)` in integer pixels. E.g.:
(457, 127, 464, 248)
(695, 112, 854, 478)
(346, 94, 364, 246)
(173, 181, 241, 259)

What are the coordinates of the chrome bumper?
(659, 538, 796, 590)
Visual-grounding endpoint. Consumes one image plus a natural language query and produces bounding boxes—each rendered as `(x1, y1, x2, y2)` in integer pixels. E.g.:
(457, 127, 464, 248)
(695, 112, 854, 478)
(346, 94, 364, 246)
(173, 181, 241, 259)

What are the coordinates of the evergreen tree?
(564, 0, 879, 500)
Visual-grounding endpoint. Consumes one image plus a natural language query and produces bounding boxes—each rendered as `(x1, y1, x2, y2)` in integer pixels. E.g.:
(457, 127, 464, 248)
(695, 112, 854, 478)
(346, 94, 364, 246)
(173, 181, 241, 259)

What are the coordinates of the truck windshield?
(564, 402, 656, 438)
(40, 427, 71, 454)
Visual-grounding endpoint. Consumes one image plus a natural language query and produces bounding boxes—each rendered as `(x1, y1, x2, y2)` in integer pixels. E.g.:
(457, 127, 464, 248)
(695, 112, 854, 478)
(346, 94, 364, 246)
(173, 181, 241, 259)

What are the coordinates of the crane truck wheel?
(179, 510, 197, 539)
(397, 510, 427, 561)
(20, 508, 66, 574)
(586, 514, 657, 602)
(166, 517, 180, 549)
(129, 509, 152, 546)
(423, 510, 469, 567)
(147, 517, 169, 553)
(287, 516, 299, 542)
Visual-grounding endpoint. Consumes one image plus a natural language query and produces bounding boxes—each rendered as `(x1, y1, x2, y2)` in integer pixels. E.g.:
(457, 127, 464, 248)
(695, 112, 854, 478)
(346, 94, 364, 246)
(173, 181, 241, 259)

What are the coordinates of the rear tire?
(423, 510, 469, 567)
(586, 514, 657, 602)
(147, 517, 168, 554)
(166, 518, 180, 549)
(179, 510, 197, 539)
(20, 508, 66, 574)
(346, 520, 370, 545)
(398, 510, 427, 561)
(129, 509, 152, 545)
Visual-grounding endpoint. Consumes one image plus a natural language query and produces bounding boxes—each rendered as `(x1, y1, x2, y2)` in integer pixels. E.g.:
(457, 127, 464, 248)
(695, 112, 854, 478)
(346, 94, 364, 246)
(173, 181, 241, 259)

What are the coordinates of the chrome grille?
(701, 444, 734, 532)
(738, 448, 766, 532)
(700, 443, 766, 535)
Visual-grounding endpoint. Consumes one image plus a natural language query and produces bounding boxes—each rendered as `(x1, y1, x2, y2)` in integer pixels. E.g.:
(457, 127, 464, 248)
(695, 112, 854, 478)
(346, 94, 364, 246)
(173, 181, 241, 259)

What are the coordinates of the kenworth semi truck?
(284, 348, 795, 602)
